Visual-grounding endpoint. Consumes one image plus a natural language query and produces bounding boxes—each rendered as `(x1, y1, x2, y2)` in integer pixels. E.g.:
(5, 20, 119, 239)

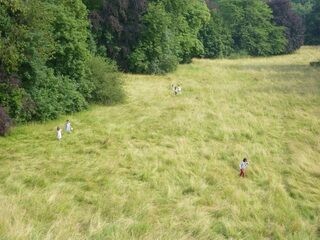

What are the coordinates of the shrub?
(27, 64, 87, 121)
(0, 106, 11, 136)
(88, 56, 125, 104)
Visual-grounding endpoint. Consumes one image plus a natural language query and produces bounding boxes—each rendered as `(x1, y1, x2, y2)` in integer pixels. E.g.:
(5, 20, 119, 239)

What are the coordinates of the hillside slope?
(0, 46, 319, 239)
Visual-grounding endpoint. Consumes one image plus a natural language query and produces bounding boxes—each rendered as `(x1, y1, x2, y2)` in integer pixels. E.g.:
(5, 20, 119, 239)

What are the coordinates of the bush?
(88, 56, 125, 104)
(27, 64, 88, 121)
(0, 106, 11, 136)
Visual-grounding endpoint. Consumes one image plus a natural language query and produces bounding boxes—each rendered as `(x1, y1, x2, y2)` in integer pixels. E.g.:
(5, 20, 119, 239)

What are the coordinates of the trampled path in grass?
(0, 47, 319, 239)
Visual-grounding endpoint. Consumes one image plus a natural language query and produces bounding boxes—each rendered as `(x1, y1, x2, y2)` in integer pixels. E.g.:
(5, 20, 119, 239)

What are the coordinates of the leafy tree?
(129, 2, 179, 74)
(217, 0, 287, 56)
(129, 0, 210, 73)
(291, 0, 315, 18)
(268, 0, 304, 53)
(87, 0, 148, 71)
(158, 0, 210, 63)
(198, 10, 233, 58)
(305, 0, 320, 44)
(19, 0, 91, 120)
(0, 0, 125, 127)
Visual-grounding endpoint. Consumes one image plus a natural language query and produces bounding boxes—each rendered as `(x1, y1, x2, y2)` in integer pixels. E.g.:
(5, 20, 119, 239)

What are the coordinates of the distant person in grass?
(172, 84, 182, 95)
(56, 127, 62, 141)
(65, 120, 73, 133)
(171, 84, 175, 92)
(172, 84, 178, 95)
(239, 158, 249, 177)
(174, 85, 179, 95)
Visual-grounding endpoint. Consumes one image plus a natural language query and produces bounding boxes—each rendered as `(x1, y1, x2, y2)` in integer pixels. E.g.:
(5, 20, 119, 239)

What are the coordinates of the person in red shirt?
(239, 158, 249, 177)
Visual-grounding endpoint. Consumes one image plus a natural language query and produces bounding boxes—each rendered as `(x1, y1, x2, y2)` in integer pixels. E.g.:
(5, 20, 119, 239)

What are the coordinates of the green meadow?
(0, 46, 319, 239)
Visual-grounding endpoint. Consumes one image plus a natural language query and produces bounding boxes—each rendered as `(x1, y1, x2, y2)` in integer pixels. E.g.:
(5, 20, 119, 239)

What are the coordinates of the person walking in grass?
(239, 158, 249, 177)
(172, 84, 182, 95)
(65, 119, 73, 133)
(177, 84, 182, 94)
(174, 85, 179, 95)
(56, 127, 62, 141)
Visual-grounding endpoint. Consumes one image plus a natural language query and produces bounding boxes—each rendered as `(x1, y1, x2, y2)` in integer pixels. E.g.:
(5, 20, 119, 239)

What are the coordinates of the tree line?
(1, 0, 319, 135)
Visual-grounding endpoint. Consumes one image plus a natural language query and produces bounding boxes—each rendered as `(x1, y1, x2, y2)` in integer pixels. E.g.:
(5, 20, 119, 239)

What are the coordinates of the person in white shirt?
(56, 127, 62, 141)
(65, 119, 73, 133)
(239, 158, 249, 177)
(177, 84, 182, 94)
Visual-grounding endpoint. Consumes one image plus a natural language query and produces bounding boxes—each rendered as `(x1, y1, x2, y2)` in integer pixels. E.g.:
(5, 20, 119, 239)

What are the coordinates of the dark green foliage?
(268, 0, 304, 53)
(129, 2, 179, 74)
(159, 0, 210, 64)
(291, 0, 315, 18)
(47, 0, 93, 97)
(0, 0, 121, 124)
(87, 0, 148, 71)
(0, 106, 11, 136)
(217, 0, 287, 56)
(26, 64, 87, 121)
(88, 56, 125, 104)
(129, 0, 210, 74)
(0, 73, 34, 122)
(198, 10, 233, 58)
(305, 1, 320, 44)
(82, 0, 104, 10)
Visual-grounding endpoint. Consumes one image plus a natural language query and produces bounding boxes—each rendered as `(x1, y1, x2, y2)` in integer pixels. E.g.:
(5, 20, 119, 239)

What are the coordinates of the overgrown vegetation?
(0, 0, 124, 129)
(0, 46, 319, 239)
(88, 56, 125, 104)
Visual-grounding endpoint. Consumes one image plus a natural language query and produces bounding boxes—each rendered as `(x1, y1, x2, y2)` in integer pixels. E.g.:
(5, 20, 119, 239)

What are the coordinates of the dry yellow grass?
(0, 46, 319, 239)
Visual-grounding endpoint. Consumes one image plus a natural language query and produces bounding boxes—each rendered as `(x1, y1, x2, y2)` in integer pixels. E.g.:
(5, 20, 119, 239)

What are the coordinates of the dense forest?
(1, 0, 319, 135)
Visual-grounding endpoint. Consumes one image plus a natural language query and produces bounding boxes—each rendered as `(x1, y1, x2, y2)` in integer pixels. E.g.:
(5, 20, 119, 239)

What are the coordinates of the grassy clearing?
(0, 46, 320, 239)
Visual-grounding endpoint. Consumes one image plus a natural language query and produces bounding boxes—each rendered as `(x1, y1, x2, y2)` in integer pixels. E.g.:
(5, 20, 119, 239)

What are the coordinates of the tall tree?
(268, 0, 304, 53)
(128, 0, 210, 73)
(217, 0, 287, 56)
(305, 0, 320, 44)
(198, 10, 233, 58)
(87, 0, 148, 71)
(129, 2, 179, 74)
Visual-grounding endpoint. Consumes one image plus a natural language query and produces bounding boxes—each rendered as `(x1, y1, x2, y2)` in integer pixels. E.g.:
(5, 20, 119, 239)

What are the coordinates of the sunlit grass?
(0, 46, 319, 239)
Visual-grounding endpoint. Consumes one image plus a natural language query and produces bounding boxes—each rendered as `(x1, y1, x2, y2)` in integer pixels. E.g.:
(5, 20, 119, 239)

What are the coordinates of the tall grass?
(0, 46, 319, 239)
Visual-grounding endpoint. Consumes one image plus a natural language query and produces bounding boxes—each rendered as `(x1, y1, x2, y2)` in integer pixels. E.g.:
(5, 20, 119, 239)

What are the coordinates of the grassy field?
(0, 46, 319, 239)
